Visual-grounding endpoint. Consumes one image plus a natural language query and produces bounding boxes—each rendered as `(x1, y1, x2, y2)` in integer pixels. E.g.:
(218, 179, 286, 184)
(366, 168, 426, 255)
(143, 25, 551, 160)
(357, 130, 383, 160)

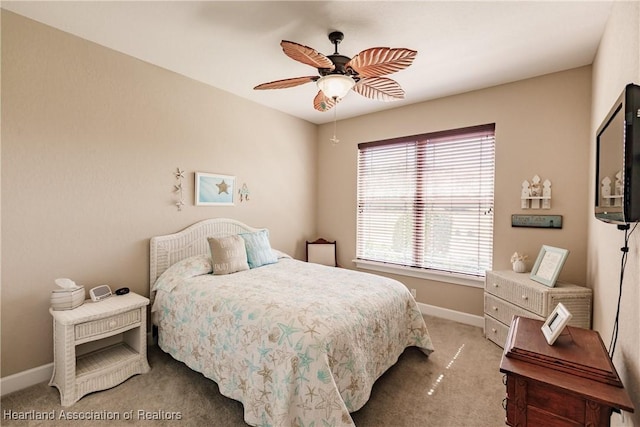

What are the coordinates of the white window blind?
(357, 124, 495, 277)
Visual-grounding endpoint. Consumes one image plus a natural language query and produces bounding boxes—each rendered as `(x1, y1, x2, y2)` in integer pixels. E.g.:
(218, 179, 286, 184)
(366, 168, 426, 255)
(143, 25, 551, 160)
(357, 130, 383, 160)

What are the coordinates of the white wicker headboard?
(149, 218, 260, 296)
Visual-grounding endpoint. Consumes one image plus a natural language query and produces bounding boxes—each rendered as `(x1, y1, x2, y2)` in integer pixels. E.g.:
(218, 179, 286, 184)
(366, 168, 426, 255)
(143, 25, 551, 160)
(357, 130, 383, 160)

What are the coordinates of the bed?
(150, 218, 434, 427)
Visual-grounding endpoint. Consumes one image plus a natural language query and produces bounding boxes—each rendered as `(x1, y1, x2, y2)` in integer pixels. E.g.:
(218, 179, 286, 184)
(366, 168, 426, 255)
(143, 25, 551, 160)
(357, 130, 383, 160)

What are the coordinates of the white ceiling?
(3, 1, 614, 124)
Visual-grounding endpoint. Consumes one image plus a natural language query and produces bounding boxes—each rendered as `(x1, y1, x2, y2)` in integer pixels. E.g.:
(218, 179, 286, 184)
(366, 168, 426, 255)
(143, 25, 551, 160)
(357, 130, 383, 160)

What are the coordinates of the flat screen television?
(595, 83, 640, 224)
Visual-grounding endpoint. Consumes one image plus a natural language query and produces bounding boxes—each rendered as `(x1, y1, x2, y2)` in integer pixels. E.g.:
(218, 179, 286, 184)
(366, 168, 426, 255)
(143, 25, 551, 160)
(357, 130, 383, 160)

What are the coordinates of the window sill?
(352, 259, 485, 289)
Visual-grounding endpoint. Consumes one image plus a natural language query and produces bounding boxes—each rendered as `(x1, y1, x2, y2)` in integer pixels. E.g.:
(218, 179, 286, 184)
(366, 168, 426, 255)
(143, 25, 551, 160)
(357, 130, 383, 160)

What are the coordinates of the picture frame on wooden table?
(195, 173, 235, 206)
(530, 245, 569, 287)
(541, 302, 573, 345)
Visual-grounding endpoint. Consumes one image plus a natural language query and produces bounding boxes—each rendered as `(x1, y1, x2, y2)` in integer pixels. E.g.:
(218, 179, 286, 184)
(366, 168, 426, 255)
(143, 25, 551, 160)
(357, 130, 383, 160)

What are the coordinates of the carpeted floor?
(1, 315, 506, 426)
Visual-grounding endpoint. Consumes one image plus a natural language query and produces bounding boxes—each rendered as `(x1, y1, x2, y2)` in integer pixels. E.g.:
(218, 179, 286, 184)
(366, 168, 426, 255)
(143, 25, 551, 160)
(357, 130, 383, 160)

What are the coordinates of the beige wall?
(1, 11, 318, 376)
(589, 2, 640, 425)
(317, 67, 592, 317)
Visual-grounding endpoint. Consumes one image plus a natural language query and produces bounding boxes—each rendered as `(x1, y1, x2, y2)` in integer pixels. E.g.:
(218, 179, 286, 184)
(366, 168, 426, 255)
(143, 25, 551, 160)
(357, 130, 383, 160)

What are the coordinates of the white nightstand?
(49, 292, 150, 406)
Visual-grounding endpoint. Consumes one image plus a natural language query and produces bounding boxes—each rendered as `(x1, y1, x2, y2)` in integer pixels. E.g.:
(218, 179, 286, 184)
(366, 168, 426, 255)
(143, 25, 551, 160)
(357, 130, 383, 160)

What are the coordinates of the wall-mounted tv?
(595, 83, 640, 224)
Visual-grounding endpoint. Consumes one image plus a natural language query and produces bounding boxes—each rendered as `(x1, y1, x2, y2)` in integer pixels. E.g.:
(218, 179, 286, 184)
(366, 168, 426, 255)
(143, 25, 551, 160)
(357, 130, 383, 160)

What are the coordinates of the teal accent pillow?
(240, 229, 278, 268)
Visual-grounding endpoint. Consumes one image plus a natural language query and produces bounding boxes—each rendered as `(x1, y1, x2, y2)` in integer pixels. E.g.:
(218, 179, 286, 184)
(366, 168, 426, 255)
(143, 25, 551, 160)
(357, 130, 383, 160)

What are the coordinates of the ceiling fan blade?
(353, 77, 405, 101)
(347, 47, 417, 78)
(313, 91, 338, 112)
(254, 76, 318, 90)
(281, 40, 335, 70)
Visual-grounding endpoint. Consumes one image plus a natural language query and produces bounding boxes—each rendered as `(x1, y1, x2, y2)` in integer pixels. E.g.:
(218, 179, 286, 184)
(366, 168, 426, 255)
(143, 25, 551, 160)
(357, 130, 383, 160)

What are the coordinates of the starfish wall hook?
(174, 167, 185, 211)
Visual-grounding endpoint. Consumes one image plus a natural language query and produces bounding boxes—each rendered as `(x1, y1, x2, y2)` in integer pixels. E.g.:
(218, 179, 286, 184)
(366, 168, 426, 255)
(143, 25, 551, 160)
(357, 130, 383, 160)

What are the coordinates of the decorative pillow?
(208, 235, 250, 275)
(152, 254, 213, 293)
(240, 229, 278, 268)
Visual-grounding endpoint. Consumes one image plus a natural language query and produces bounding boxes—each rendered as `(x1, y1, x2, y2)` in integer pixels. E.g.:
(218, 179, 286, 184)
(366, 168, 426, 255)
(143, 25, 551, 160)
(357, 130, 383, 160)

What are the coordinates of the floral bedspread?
(152, 257, 434, 427)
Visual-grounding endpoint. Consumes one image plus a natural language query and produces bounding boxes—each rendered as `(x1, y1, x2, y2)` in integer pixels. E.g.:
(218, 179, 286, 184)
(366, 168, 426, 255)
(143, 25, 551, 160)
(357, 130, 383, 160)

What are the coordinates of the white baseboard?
(2, 306, 481, 397)
(417, 302, 485, 328)
(1, 363, 53, 397)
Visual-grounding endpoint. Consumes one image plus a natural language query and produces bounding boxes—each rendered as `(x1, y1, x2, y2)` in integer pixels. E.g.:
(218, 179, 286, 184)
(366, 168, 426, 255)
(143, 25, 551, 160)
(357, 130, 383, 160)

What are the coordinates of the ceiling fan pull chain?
(330, 101, 340, 145)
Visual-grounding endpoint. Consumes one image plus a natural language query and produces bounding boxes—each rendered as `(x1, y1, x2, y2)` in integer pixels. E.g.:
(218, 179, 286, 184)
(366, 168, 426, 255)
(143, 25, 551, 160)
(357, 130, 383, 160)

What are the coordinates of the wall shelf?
(521, 175, 551, 209)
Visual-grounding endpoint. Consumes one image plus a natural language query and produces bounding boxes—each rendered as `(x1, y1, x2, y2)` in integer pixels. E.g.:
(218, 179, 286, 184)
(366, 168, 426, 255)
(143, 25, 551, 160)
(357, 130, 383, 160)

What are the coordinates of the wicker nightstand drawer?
(75, 309, 140, 341)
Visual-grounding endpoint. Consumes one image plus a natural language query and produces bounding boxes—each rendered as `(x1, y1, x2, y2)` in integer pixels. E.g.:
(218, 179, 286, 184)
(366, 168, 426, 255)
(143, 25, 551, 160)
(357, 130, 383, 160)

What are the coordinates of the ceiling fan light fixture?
(317, 74, 355, 100)
(255, 32, 417, 113)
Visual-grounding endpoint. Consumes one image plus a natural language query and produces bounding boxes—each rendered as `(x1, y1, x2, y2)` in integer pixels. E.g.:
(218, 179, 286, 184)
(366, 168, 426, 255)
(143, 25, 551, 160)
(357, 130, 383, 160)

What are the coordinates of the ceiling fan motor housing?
(322, 32, 358, 78)
(319, 55, 357, 78)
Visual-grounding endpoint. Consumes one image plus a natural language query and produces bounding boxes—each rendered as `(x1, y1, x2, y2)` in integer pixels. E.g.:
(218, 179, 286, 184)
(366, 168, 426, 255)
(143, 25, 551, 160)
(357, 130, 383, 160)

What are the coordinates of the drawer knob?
(493, 283, 499, 288)
(522, 295, 528, 300)
(493, 306, 498, 311)
(492, 328, 497, 333)
(108, 320, 117, 329)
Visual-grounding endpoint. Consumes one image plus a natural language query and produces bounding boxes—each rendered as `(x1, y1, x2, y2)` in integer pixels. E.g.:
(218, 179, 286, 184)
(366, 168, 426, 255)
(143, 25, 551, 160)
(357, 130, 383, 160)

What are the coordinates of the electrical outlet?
(410, 288, 417, 298)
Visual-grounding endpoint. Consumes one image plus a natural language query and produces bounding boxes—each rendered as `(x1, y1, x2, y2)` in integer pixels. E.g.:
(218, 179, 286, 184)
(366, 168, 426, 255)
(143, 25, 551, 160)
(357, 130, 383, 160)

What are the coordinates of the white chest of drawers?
(49, 292, 150, 406)
(484, 270, 592, 348)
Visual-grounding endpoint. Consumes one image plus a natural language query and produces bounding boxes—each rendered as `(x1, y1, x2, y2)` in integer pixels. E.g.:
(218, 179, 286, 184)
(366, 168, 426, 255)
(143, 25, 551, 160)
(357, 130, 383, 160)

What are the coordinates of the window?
(356, 124, 495, 279)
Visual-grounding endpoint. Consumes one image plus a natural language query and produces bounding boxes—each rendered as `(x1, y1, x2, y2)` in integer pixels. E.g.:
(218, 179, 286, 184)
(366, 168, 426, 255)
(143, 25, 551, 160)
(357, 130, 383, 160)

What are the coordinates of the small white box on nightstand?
(50, 286, 85, 310)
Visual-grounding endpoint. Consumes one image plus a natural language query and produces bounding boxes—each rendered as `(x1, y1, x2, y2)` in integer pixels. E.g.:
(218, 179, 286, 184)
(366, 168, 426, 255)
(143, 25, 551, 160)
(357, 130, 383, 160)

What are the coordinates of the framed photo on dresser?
(530, 245, 569, 287)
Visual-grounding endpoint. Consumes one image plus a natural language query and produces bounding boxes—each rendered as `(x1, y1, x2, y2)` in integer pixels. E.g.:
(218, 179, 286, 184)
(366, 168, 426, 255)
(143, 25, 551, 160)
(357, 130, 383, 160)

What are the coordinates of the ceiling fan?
(254, 31, 417, 112)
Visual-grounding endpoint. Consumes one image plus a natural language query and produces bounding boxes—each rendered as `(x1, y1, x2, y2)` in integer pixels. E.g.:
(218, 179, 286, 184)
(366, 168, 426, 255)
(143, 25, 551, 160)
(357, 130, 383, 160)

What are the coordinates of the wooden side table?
(49, 292, 150, 406)
(500, 316, 634, 427)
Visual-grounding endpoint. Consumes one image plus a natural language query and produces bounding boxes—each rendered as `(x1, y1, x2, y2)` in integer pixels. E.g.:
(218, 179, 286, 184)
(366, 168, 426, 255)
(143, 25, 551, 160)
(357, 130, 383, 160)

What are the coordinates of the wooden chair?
(306, 238, 337, 267)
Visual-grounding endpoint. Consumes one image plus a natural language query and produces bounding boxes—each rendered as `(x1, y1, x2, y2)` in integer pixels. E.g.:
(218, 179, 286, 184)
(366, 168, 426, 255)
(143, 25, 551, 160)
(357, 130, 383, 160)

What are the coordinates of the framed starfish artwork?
(195, 172, 236, 206)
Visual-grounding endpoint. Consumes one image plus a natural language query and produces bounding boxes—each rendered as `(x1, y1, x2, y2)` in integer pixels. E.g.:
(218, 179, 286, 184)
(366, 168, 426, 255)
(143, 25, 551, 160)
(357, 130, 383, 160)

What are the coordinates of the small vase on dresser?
(511, 260, 527, 273)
